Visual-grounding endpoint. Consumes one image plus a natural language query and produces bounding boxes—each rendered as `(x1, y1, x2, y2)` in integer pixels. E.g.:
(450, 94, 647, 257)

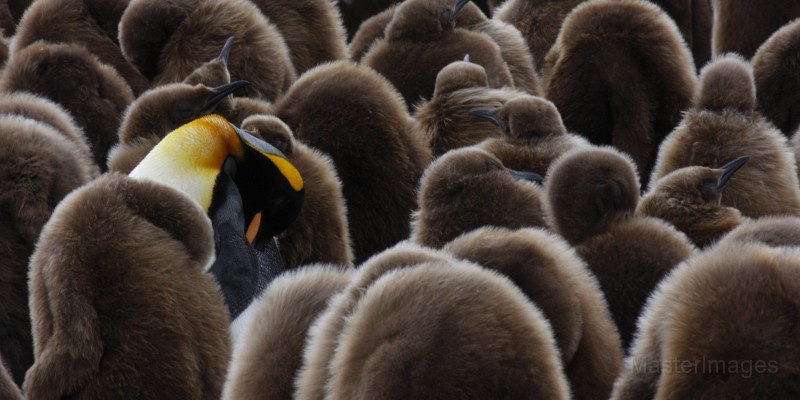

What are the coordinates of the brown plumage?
(272, 61, 431, 263)
(493, 0, 585, 72)
(752, 18, 800, 137)
(0, 116, 96, 386)
(223, 265, 353, 400)
(348, 4, 397, 63)
(325, 255, 571, 399)
(715, 215, 800, 249)
(611, 241, 800, 399)
(638, 157, 749, 248)
(0, 40, 134, 170)
(711, 0, 800, 59)
(473, 94, 591, 176)
(444, 226, 623, 399)
(544, 146, 695, 347)
(412, 60, 526, 156)
(362, 0, 513, 110)
(0, 355, 21, 400)
(119, 0, 296, 100)
(241, 115, 353, 268)
(651, 53, 800, 218)
(23, 173, 231, 399)
(650, 0, 712, 70)
(411, 147, 547, 249)
(543, 0, 697, 189)
(250, 0, 348, 75)
(11, 0, 150, 95)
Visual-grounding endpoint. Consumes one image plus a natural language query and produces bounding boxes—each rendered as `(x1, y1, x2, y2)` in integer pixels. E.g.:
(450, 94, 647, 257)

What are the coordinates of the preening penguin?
(472, 94, 591, 176)
(222, 265, 353, 400)
(362, 0, 513, 110)
(241, 114, 353, 269)
(637, 157, 749, 248)
(11, 0, 150, 95)
(544, 146, 695, 347)
(411, 147, 547, 249)
(272, 61, 431, 263)
(0, 40, 134, 171)
(611, 241, 800, 399)
(23, 114, 303, 398)
(651, 53, 800, 218)
(443, 227, 623, 399)
(711, 0, 800, 60)
(543, 0, 697, 188)
(753, 18, 800, 137)
(119, 0, 296, 100)
(0, 116, 96, 386)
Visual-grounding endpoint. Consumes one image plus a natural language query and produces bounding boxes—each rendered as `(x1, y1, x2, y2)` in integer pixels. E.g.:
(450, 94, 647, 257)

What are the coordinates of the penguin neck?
(129, 116, 242, 211)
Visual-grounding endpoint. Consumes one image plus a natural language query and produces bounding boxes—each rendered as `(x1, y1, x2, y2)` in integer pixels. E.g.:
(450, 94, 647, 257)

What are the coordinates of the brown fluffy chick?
(711, 0, 800, 60)
(651, 53, 800, 218)
(325, 254, 571, 399)
(412, 60, 527, 156)
(650, 0, 712, 71)
(241, 115, 353, 268)
(638, 157, 749, 248)
(249, 0, 348, 75)
(272, 61, 431, 263)
(23, 173, 231, 399)
(0, 116, 96, 386)
(11, 0, 150, 95)
(348, 4, 398, 63)
(223, 265, 353, 400)
(545, 146, 695, 348)
(472, 94, 591, 176)
(611, 241, 800, 399)
(0, 40, 134, 170)
(0, 355, 21, 400)
(119, 0, 296, 101)
(411, 147, 547, 249)
(753, 18, 800, 137)
(715, 215, 800, 249)
(543, 0, 696, 189)
(493, 0, 585, 72)
(444, 226, 623, 400)
(362, 0, 513, 110)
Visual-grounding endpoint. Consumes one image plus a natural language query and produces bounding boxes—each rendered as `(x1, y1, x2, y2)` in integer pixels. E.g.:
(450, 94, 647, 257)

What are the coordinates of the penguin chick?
(348, 4, 398, 63)
(272, 61, 431, 263)
(411, 147, 547, 249)
(611, 242, 800, 399)
(472, 94, 591, 176)
(326, 257, 572, 399)
(544, 146, 695, 347)
(715, 215, 800, 249)
(493, 0, 585, 72)
(0, 40, 135, 171)
(543, 0, 697, 188)
(412, 60, 527, 156)
(0, 116, 96, 386)
(711, 0, 800, 60)
(752, 18, 800, 137)
(0, 91, 98, 176)
(119, 0, 296, 101)
(241, 115, 353, 268)
(109, 80, 250, 173)
(0, 355, 21, 400)
(443, 226, 623, 399)
(652, 53, 800, 218)
(11, 0, 150, 94)
(637, 157, 749, 248)
(649, 0, 712, 71)
(222, 265, 353, 400)
(362, 0, 514, 110)
(249, 0, 348, 75)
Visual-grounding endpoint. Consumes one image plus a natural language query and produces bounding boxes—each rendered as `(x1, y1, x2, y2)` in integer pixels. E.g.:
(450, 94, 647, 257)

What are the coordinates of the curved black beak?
(510, 170, 544, 184)
(217, 36, 235, 66)
(199, 80, 249, 113)
(469, 107, 502, 128)
(454, 0, 470, 17)
(716, 156, 749, 192)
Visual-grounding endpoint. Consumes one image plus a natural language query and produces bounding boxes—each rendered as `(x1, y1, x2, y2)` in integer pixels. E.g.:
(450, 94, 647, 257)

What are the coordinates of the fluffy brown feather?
(0, 0, 31, 37)
(711, 0, 800, 59)
(752, 18, 800, 137)
(23, 173, 231, 399)
(348, 4, 397, 63)
(716, 215, 800, 248)
(650, 0, 712, 70)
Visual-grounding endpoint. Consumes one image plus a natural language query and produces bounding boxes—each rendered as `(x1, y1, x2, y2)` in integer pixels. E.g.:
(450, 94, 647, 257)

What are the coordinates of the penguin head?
(433, 60, 488, 97)
(470, 95, 567, 140)
(183, 36, 235, 88)
(129, 114, 304, 237)
(387, 0, 471, 41)
(240, 114, 295, 156)
(695, 53, 756, 113)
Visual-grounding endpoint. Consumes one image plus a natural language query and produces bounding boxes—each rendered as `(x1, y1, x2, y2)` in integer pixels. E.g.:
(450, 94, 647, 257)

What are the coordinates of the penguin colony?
(0, 0, 799, 398)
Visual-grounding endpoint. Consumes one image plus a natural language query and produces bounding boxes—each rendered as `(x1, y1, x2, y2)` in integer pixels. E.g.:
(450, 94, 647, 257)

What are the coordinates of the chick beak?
(198, 80, 249, 114)
(217, 36, 235, 67)
(716, 156, 750, 192)
(454, 0, 470, 17)
(510, 170, 544, 184)
(469, 107, 502, 128)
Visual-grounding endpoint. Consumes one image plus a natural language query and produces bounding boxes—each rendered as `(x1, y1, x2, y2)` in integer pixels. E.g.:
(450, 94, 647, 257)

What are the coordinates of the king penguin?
(23, 114, 303, 399)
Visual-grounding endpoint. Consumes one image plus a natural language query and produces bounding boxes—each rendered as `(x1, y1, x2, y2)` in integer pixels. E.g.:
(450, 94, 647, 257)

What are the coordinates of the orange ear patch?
(246, 212, 262, 244)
